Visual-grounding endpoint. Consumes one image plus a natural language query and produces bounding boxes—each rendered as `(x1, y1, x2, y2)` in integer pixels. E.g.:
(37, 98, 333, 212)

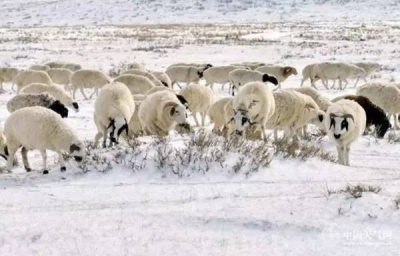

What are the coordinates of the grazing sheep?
(208, 97, 234, 136)
(62, 63, 82, 71)
(14, 70, 53, 93)
(122, 69, 164, 87)
(352, 62, 381, 87)
(93, 82, 135, 148)
(325, 99, 366, 166)
(114, 74, 155, 95)
(265, 91, 324, 141)
(20, 83, 79, 112)
(151, 71, 171, 87)
(331, 94, 390, 138)
(70, 69, 111, 99)
(179, 84, 214, 126)
(356, 83, 400, 129)
(166, 66, 208, 89)
(47, 68, 73, 90)
(44, 61, 65, 69)
(0, 67, 19, 90)
(291, 86, 331, 111)
(311, 62, 366, 90)
(4, 106, 85, 174)
(255, 65, 298, 89)
(128, 62, 146, 71)
(29, 65, 50, 71)
(138, 91, 188, 136)
(230, 81, 275, 140)
(7, 93, 69, 118)
(203, 65, 246, 91)
(228, 69, 278, 95)
(300, 63, 318, 87)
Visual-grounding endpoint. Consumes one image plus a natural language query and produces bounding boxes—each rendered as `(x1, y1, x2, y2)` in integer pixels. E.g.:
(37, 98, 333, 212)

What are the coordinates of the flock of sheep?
(0, 59, 397, 174)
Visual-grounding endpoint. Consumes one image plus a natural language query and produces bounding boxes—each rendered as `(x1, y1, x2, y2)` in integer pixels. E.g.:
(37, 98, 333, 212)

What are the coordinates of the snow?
(1, 2, 400, 255)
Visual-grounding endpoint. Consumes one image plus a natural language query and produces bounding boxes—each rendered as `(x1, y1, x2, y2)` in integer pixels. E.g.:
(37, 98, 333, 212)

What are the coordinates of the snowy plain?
(1, 1, 400, 255)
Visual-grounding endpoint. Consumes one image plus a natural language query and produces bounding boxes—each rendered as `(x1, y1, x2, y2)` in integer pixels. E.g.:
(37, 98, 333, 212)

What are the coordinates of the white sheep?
(122, 69, 164, 87)
(7, 93, 69, 118)
(167, 63, 212, 70)
(93, 82, 135, 148)
(203, 65, 246, 91)
(128, 62, 146, 70)
(4, 106, 85, 174)
(47, 68, 73, 90)
(232, 62, 266, 70)
(228, 69, 278, 95)
(0, 67, 19, 90)
(230, 81, 275, 140)
(70, 69, 111, 99)
(291, 86, 331, 111)
(208, 97, 234, 136)
(114, 74, 155, 95)
(266, 90, 325, 141)
(179, 84, 214, 126)
(325, 99, 366, 166)
(356, 83, 400, 129)
(61, 63, 82, 71)
(300, 63, 320, 87)
(255, 65, 298, 89)
(165, 66, 206, 89)
(29, 64, 50, 71)
(138, 91, 188, 136)
(44, 61, 65, 69)
(126, 95, 147, 138)
(311, 62, 366, 90)
(352, 62, 381, 87)
(20, 83, 79, 112)
(151, 71, 171, 88)
(14, 70, 53, 93)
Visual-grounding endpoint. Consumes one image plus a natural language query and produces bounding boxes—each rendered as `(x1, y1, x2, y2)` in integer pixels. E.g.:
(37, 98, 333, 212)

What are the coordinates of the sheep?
(47, 68, 73, 90)
(7, 93, 69, 118)
(352, 62, 381, 87)
(70, 69, 111, 99)
(20, 83, 79, 112)
(29, 65, 50, 71)
(122, 69, 164, 87)
(208, 97, 234, 136)
(165, 66, 208, 89)
(13, 70, 53, 93)
(4, 106, 85, 174)
(232, 62, 266, 70)
(291, 86, 331, 111)
(61, 63, 82, 71)
(300, 63, 321, 87)
(0, 67, 19, 90)
(356, 83, 400, 129)
(325, 99, 366, 166)
(151, 71, 171, 88)
(203, 65, 247, 91)
(230, 81, 275, 141)
(114, 74, 155, 95)
(167, 63, 212, 70)
(265, 91, 325, 141)
(179, 84, 214, 126)
(331, 94, 390, 138)
(44, 61, 65, 69)
(93, 82, 135, 148)
(128, 62, 146, 71)
(255, 65, 298, 89)
(310, 62, 366, 90)
(228, 69, 278, 95)
(138, 91, 188, 136)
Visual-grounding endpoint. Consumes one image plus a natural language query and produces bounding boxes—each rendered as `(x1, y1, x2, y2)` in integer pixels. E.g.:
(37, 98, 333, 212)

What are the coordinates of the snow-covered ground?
(1, 17, 400, 256)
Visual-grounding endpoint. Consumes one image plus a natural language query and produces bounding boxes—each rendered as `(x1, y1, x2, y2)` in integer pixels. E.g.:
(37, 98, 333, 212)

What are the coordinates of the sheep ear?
(176, 94, 188, 106)
(197, 71, 203, 78)
(284, 67, 291, 74)
(161, 81, 168, 87)
(170, 107, 176, 116)
(70, 144, 80, 153)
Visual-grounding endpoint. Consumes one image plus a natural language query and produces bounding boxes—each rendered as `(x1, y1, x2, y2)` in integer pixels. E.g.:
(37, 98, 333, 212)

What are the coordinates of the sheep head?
(283, 66, 298, 76)
(329, 113, 354, 139)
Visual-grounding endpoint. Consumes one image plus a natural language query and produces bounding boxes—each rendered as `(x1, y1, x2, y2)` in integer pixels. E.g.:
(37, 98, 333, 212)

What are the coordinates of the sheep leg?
(322, 78, 329, 90)
(274, 129, 279, 142)
(57, 151, 66, 172)
(89, 88, 97, 99)
(300, 78, 305, 87)
(40, 150, 49, 174)
(362, 77, 368, 84)
(0, 81, 2, 90)
(353, 77, 360, 88)
(336, 145, 343, 165)
(21, 147, 32, 172)
(72, 86, 77, 99)
(344, 146, 350, 166)
(342, 78, 349, 90)
(338, 79, 343, 90)
(79, 87, 89, 100)
(192, 112, 200, 126)
(175, 83, 182, 89)
(5, 145, 19, 173)
(200, 112, 206, 126)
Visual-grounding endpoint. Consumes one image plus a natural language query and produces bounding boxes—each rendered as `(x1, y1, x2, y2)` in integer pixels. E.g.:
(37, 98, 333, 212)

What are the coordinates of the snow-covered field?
(1, 7, 400, 256)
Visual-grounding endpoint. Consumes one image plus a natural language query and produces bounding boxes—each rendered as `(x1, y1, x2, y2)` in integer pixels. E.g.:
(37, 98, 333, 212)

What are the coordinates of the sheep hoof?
(25, 167, 32, 172)
(60, 166, 66, 172)
(43, 170, 49, 175)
